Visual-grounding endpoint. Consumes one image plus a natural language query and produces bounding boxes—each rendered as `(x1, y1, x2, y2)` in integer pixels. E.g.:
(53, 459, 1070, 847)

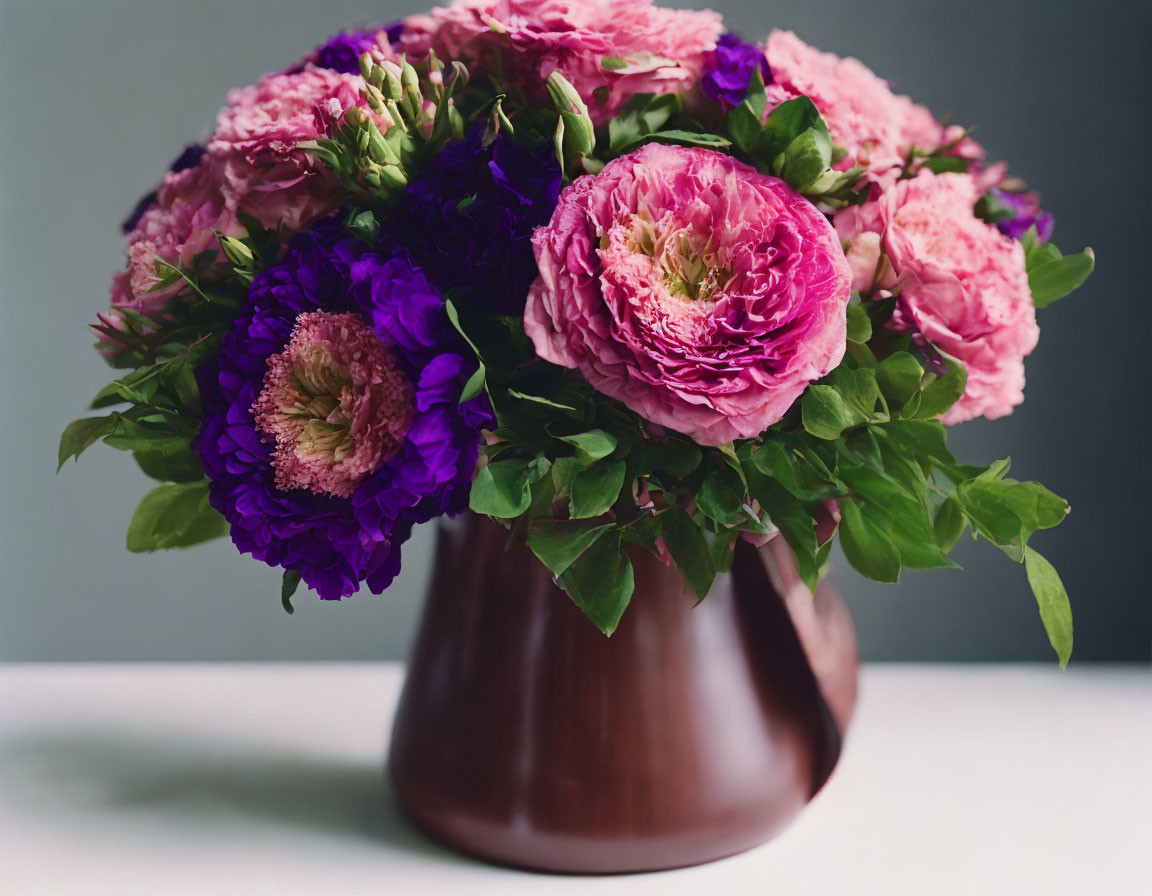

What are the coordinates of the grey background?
(1, 0, 1148, 662)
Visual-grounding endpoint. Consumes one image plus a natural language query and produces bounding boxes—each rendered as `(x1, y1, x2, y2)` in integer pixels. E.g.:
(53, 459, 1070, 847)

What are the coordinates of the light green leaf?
(877, 352, 924, 408)
(125, 481, 229, 552)
(933, 494, 966, 553)
(846, 302, 873, 343)
(909, 358, 968, 419)
(1028, 248, 1095, 308)
(839, 497, 901, 583)
(1024, 547, 1073, 667)
(469, 459, 534, 518)
(558, 429, 617, 466)
(802, 385, 866, 439)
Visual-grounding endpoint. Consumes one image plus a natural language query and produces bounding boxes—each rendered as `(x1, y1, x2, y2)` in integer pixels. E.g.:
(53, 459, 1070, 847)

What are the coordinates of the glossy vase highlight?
(388, 513, 858, 874)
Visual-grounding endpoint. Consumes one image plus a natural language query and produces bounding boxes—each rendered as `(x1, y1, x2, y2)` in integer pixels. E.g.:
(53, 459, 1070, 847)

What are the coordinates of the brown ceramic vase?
(388, 512, 859, 874)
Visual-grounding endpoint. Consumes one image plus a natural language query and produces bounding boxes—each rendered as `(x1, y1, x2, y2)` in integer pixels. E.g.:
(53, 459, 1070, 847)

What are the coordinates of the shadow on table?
(0, 725, 478, 866)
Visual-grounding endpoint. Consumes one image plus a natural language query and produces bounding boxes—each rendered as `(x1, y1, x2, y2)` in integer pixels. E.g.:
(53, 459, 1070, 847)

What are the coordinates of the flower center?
(626, 211, 731, 303)
(253, 311, 413, 498)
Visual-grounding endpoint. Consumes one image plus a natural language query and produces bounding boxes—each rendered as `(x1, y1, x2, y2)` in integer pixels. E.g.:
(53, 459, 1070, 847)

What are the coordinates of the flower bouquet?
(60, 0, 1095, 872)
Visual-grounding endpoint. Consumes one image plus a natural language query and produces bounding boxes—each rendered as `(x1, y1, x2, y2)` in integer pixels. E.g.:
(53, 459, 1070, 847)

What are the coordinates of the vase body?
(388, 513, 858, 874)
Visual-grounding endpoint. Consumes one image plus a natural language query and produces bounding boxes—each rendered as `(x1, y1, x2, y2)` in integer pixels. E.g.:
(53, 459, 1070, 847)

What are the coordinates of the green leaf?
(839, 496, 901, 583)
(459, 364, 486, 403)
(660, 505, 716, 600)
(829, 367, 881, 419)
(558, 532, 635, 635)
(933, 494, 966, 553)
(877, 352, 924, 408)
(696, 475, 746, 527)
(1024, 547, 1073, 667)
(839, 465, 953, 570)
(444, 297, 487, 403)
(642, 130, 733, 150)
(607, 92, 681, 155)
(758, 96, 824, 161)
(909, 357, 968, 419)
(58, 416, 120, 471)
(601, 56, 629, 71)
(344, 208, 380, 244)
(636, 440, 702, 479)
(569, 459, 627, 519)
(281, 570, 302, 615)
(802, 385, 866, 439)
(726, 100, 763, 152)
(955, 474, 1069, 550)
(1028, 248, 1095, 308)
(527, 519, 614, 577)
(469, 459, 534, 518)
(125, 481, 229, 552)
(846, 302, 873, 343)
(133, 442, 203, 483)
(558, 429, 618, 466)
(779, 127, 832, 191)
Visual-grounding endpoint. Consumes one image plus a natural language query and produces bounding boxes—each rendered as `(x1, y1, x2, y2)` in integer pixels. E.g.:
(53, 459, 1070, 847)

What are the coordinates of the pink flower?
(104, 165, 241, 326)
(525, 144, 852, 446)
(252, 311, 414, 498)
(763, 30, 943, 184)
(420, 0, 723, 124)
(834, 171, 1038, 424)
(206, 69, 383, 231)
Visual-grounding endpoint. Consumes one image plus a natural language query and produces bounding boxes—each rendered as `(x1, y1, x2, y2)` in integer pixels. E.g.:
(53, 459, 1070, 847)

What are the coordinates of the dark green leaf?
(281, 570, 302, 615)
(643, 130, 733, 150)
(696, 475, 746, 527)
(558, 532, 635, 635)
(527, 519, 614, 577)
(758, 96, 824, 161)
(607, 93, 681, 154)
(570, 459, 627, 518)
(839, 465, 953, 569)
(660, 505, 715, 600)
(1024, 547, 1073, 668)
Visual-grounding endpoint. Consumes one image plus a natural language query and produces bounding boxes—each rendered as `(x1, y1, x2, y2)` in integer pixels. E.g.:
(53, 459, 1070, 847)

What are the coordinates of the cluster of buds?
(303, 53, 470, 203)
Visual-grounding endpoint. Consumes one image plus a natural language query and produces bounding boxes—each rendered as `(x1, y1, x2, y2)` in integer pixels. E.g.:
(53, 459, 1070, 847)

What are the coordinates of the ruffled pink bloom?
(252, 311, 414, 498)
(419, 0, 723, 124)
(207, 69, 384, 231)
(834, 171, 1038, 424)
(104, 165, 241, 326)
(763, 30, 944, 184)
(525, 144, 852, 446)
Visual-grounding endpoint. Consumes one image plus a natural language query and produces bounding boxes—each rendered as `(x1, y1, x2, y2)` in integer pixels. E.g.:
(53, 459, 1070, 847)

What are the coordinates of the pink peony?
(834, 171, 1038, 424)
(206, 69, 384, 231)
(763, 30, 943, 183)
(419, 0, 723, 125)
(525, 143, 852, 445)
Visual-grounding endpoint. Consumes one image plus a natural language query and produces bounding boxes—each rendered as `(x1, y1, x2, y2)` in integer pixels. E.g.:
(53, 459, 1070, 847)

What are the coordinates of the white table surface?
(1, 663, 1148, 896)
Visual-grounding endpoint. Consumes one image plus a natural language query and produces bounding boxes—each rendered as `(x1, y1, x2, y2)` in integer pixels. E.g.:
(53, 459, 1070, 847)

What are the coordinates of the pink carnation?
(420, 0, 723, 125)
(525, 144, 851, 445)
(104, 165, 241, 327)
(252, 311, 414, 499)
(763, 30, 944, 183)
(207, 69, 384, 231)
(834, 171, 1039, 424)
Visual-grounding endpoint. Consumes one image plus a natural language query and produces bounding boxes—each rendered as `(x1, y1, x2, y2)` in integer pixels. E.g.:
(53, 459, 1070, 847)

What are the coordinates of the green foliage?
(1024, 547, 1073, 668)
(281, 570, 302, 615)
(1021, 227, 1095, 308)
(125, 482, 228, 552)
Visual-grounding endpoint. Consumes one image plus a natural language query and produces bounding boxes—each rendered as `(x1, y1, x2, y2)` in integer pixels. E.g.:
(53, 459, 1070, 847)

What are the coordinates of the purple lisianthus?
(396, 125, 562, 315)
(121, 143, 206, 234)
(702, 33, 772, 108)
(196, 215, 493, 600)
(284, 28, 384, 75)
(989, 187, 1054, 243)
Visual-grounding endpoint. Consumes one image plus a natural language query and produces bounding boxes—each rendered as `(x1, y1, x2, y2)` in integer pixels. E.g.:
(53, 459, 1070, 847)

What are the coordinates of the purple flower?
(121, 144, 206, 234)
(195, 215, 493, 600)
(702, 33, 772, 108)
(989, 188, 1054, 243)
(396, 125, 562, 315)
(284, 28, 383, 76)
